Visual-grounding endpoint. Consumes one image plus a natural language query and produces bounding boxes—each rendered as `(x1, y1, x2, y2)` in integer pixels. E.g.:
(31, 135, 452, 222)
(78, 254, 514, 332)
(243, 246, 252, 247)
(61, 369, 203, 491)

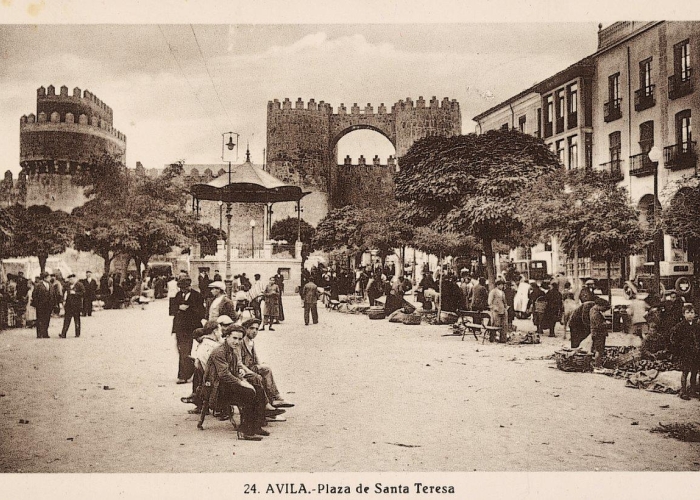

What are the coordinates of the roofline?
(472, 21, 666, 123)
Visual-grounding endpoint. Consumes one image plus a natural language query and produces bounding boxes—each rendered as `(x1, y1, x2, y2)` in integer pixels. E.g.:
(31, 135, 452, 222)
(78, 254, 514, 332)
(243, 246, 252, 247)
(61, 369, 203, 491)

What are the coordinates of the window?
(556, 139, 565, 166)
(500, 123, 509, 131)
(536, 108, 542, 138)
(567, 83, 578, 128)
(676, 109, 692, 150)
(674, 39, 691, 81)
(608, 73, 620, 102)
(518, 115, 526, 133)
(640, 58, 652, 94)
(568, 135, 578, 170)
(555, 90, 565, 133)
(584, 132, 593, 170)
(544, 95, 553, 137)
(609, 131, 621, 163)
(639, 121, 654, 154)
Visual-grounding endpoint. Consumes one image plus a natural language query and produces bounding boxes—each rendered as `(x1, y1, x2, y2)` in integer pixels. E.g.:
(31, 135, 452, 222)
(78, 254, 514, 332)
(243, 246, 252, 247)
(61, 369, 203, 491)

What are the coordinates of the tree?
(72, 213, 138, 275)
(270, 216, 316, 246)
(663, 180, 700, 261)
(0, 206, 17, 258)
(522, 168, 647, 302)
(396, 130, 560, 287)
(312, 206, 369, 267)
(6, 204, 75, 273)
(360, 202, 415, 271)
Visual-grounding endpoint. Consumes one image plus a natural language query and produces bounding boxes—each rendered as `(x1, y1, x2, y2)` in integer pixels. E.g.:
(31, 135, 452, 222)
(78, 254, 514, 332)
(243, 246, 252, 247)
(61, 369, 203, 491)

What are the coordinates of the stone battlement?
(37, 85, 114, 119)
(341, 155, 396, 167)
(20, 112, 126, 142)
(268, 96, 459, 116)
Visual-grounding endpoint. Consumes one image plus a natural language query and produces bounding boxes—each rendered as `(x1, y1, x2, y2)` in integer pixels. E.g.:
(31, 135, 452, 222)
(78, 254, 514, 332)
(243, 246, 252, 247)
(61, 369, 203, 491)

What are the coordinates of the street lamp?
(648, 146, 663, 297)
(217, 200, 223, 233)
(250, 219, 256, 258)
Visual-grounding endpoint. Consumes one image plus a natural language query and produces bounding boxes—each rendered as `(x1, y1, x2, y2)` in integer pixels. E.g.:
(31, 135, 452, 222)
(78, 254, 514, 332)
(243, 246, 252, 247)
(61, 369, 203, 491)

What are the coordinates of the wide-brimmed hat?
(208, 281, 226, 291)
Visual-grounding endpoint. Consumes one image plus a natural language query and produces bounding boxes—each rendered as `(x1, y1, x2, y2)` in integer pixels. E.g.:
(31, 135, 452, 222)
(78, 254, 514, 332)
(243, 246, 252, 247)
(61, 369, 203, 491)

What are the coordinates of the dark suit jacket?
(31, 281, 52, 313)
(82, 278, 98, 300)
(64, 281, 85, 312)
(172, 288, 205, 336)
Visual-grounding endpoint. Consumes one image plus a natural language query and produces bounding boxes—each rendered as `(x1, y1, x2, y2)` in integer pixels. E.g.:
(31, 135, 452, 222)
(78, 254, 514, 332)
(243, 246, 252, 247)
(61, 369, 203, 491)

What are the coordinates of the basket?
(534, 297, 547, 314)
(555, 349, 593, 372)
(402, 313, 422, 325)
(367, 306, 386, 320)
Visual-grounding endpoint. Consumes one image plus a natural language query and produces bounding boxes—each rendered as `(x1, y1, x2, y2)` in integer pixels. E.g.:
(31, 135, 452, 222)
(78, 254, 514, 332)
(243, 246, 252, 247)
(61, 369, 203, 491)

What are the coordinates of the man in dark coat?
(172, 277, 205, 384)
(274, 269, 285, 322)
(569, 300, 596, 348)
(302, 277, 320, 326)
(541, 282, 563, 337)
(527, 281, 546, 333)
(81, 270, 98, 317)
(470, 277, 489, 312)
(60, 274, 85, 338)
(32, 272, 52, 338)
(49, 274, 63, 316)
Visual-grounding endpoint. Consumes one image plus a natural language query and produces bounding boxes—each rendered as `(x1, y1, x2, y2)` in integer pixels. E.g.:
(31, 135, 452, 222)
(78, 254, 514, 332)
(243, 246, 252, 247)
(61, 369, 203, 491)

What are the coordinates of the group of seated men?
(178, 280, 294, 441)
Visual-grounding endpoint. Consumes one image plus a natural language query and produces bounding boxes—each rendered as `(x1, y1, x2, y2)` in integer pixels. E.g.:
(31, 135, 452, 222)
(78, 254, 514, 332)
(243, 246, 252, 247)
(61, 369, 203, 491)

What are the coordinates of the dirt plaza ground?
(0, 297, 699, 473)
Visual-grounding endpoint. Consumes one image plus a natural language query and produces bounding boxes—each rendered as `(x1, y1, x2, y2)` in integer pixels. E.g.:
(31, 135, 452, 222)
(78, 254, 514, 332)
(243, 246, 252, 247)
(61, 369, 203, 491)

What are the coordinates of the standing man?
(60, 274, 85, 338)
(249, 274, 265, 320)
(206, 281, 237, 323)
(32, 272, 52, 339)
(274, 268, 285, 322)
(488, 280, 508, 343)
(302, 275, 320, 326)
(81, 270, 98, 317)
(49, 274, 63, 316)
(172, 277, 205, 384)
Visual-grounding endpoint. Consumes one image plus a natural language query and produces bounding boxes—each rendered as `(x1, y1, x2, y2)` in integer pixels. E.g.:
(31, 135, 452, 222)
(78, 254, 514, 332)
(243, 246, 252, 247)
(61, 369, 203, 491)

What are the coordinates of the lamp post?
(222, 132, 238, 297)
(648, 146, 663, 297)
(218, 200, 223, 233)
(250, 219, 256, 258)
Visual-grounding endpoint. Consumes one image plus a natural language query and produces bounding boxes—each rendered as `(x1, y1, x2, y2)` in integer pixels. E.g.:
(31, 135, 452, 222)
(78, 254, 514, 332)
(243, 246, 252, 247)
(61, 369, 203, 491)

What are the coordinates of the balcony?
(668, 70, 693, 100)
(634, 85, 655, 111)
(599, 159, 624, 181)
(604, 98, 622, 122)
(664, 141, 697, 171)
(629, 153, 658, 177)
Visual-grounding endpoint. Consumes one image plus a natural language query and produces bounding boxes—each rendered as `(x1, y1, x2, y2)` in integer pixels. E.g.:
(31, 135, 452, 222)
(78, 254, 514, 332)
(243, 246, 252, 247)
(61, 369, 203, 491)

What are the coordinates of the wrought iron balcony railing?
(664, 141, 697, 171)
(599, 158, 624, 181)
(634, 85, 655, 111)
(629, 153, 657, 177)
(604, 98, 622, 122)
(668, 69, 693, 100)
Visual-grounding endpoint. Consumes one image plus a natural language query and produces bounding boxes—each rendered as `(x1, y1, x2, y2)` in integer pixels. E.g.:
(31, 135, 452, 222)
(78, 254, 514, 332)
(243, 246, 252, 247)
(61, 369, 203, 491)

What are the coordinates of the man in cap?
(32, 271, 52, 338)
(172, 277, 205, 384)
(59, 274, 85, 338)
(206, 280, 237, 323)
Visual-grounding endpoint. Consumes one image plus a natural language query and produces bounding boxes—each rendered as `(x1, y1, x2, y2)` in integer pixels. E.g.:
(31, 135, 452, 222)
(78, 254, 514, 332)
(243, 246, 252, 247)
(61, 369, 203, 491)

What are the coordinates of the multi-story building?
(473, 21, 700, 282)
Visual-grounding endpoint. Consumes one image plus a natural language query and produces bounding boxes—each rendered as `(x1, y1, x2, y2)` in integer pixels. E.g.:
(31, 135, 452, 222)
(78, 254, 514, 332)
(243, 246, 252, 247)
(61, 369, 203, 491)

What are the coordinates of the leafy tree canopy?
(663, 180, 700, 242)
(270, 216, 316, 246)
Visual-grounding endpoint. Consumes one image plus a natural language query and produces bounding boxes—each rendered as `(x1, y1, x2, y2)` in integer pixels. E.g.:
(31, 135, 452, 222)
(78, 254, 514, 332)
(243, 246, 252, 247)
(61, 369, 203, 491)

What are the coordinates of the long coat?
(264, 283, 280, 318)
(31, 281, 52, 315)
(172, 289, 205, 337)
(542, 288, 563, 326)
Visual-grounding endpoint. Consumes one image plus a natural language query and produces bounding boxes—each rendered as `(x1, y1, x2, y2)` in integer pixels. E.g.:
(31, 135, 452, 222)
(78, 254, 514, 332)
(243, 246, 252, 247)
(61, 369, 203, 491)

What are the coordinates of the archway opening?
(336, 129, 396, 168)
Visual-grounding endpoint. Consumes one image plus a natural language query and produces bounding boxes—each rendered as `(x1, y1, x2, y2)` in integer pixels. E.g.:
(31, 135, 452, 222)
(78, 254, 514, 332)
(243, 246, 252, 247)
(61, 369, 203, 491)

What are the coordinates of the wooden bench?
(451, 310, 502, 343)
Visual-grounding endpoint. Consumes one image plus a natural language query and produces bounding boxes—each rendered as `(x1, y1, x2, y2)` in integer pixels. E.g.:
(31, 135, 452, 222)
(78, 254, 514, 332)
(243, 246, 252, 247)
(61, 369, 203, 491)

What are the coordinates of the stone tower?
(19, 85, 127, 212)
(266, 96, 461, 224)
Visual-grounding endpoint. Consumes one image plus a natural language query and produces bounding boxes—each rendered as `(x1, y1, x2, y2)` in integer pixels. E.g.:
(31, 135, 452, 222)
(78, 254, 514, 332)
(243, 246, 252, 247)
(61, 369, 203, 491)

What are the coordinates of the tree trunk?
(437, 251, 444, 324)
(607, 257, 612, 305)
(482, 237, 496, 290)
(38, 254, 47, 274)
(573, 243, 580, 301)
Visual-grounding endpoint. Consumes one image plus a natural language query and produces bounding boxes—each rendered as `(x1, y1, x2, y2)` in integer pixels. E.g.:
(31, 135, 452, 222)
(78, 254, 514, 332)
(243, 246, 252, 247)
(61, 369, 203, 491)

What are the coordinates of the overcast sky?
(0, 23, 601, 173)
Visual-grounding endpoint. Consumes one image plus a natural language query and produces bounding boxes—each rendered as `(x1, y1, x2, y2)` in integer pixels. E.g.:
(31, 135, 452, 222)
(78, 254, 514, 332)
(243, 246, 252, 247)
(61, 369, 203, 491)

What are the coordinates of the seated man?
(239, 318, 294, 413)
(181, 319, 225, 413)
(200, 324, 268, 440)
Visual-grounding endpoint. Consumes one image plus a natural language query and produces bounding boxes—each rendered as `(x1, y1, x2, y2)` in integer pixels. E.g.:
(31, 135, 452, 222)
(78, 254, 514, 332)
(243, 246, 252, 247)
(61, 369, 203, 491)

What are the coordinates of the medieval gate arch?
(266, 96, 461, 225)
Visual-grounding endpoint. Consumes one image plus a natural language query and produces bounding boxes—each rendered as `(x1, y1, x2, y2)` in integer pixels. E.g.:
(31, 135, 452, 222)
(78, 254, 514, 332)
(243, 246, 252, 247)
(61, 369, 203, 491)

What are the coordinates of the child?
(670, 304, 700, 400)
(562, 292, 578, 340)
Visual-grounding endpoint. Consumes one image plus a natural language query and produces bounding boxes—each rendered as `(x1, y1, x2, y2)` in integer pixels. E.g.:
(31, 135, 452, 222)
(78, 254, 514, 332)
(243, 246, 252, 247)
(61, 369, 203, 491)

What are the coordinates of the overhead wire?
(157, 25, 224, 136)
(190, 24, 235, 130)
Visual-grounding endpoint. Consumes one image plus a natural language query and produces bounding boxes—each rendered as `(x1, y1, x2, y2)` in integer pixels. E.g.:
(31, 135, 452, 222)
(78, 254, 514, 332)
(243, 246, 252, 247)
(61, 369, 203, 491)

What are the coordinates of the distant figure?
(470, 277, 489, 312)
(32, 272, 52, 339)
(81, 270, 98, 317)
(60, 274, 85, 338)
(302, 277, 320, 326)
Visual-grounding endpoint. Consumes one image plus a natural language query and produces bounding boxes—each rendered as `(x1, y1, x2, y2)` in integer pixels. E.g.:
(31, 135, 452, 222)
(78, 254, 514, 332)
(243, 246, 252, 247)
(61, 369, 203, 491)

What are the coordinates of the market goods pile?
(602, 346, 681, 376)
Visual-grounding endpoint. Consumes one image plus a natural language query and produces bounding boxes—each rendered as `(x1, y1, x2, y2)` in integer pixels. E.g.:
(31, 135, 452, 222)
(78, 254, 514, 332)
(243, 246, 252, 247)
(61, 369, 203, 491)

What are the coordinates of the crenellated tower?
(19, 85, 127, 211)
(266, 96, 461, 224)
